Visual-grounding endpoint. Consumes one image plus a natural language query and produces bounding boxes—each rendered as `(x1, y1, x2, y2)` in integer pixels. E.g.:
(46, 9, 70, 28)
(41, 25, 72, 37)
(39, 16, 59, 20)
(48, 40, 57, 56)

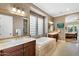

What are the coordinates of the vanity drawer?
(2, 44, 23, 54)
(2, 49, 23, 56)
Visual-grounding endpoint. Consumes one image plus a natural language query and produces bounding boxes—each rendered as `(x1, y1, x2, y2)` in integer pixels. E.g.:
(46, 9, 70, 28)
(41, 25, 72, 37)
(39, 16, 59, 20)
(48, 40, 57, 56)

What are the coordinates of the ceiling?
(34, 3, 79, 17)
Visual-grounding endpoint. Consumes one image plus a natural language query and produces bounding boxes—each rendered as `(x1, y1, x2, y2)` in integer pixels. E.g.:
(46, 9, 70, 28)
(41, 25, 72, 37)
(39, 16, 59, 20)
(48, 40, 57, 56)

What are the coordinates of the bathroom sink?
(0, 39, 11, 43)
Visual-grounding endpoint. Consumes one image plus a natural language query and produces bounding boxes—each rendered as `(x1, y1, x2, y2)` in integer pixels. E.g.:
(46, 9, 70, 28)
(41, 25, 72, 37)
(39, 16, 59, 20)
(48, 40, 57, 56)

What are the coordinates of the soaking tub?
(36, 37, 56, 56)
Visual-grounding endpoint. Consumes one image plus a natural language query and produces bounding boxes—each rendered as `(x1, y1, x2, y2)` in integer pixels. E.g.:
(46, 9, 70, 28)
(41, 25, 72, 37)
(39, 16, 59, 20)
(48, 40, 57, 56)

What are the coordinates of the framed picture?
(57, 23, 64, 29)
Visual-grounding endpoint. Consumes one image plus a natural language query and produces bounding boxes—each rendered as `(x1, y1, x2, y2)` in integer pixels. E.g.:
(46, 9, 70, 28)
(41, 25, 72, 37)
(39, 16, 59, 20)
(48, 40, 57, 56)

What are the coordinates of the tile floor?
(51, 40, 79, 56)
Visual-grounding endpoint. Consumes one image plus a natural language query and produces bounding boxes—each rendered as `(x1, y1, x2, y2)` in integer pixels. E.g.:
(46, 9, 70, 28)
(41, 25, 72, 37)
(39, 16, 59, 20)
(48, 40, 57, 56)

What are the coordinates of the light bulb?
(22, 11, 25, 15)
(17, 9, 21, 14)
(66, 8, 70, 11)
(12, 7, 16, 12)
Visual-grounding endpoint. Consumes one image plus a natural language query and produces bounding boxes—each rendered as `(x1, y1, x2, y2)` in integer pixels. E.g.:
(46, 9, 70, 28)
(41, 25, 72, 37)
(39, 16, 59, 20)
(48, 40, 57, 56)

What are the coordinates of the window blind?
(30, 11, 44, 36)
(30, 15, 37, 36)
(38, 17, 43, 35)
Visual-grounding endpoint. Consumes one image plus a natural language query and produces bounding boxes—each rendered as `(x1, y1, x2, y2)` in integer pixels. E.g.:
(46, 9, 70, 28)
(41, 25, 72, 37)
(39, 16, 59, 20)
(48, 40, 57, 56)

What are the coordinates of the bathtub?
(36, 37, 56, 56)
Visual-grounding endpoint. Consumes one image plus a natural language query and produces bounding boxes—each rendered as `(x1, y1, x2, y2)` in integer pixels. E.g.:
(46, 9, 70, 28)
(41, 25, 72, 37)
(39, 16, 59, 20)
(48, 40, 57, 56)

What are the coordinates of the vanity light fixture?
(66, 8, 70, 11)
(11, 6, 25, 16)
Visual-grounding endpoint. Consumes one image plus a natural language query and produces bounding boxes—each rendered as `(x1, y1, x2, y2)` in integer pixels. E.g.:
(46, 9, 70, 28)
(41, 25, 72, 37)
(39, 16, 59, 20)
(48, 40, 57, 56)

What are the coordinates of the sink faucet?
(15, 32, 18, 40)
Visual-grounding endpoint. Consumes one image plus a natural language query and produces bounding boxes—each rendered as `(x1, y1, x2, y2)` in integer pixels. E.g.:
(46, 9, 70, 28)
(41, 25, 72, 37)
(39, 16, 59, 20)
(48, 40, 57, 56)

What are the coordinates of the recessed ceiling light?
(66, 8, 70, 11)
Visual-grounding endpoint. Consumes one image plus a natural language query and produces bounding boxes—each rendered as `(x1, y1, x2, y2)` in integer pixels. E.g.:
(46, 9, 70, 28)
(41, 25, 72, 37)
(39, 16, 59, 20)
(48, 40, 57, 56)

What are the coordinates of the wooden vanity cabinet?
(1, 44, 24, 56)
(24, 40, 36, 56)
(65, 33, 77, 40)
(0, 40, 36, 56)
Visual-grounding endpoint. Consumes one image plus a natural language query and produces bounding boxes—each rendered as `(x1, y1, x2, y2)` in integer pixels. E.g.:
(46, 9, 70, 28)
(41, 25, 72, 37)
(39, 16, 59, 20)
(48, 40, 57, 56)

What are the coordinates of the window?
(30, 14, 37, 36)
(38, 17, 43, 35)
(30, 11, 44, 36)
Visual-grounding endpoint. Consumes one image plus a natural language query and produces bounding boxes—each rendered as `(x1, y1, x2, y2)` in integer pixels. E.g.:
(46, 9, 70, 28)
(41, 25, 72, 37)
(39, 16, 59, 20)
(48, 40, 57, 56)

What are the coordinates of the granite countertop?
(48, 30, 60, 35)
(0, 36, 36, 50)
(65, 32, 77, 34)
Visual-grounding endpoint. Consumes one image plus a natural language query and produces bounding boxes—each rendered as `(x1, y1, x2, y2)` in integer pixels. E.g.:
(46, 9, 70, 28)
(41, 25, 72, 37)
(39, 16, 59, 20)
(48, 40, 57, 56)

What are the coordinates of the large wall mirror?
(0, 13, 29, 39)
(0, 14, 13, 37)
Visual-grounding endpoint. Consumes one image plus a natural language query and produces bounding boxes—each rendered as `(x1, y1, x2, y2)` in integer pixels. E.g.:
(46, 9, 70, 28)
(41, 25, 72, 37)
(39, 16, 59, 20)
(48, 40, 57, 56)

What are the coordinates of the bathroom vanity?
(0, 37, 36, 56)
(65, 32, 77, 40)
(48, 30, 60, 42)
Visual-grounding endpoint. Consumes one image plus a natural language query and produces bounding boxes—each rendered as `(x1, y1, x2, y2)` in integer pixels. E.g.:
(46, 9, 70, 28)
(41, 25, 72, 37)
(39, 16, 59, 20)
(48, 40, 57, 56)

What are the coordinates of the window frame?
(30, 11, 45, 37)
